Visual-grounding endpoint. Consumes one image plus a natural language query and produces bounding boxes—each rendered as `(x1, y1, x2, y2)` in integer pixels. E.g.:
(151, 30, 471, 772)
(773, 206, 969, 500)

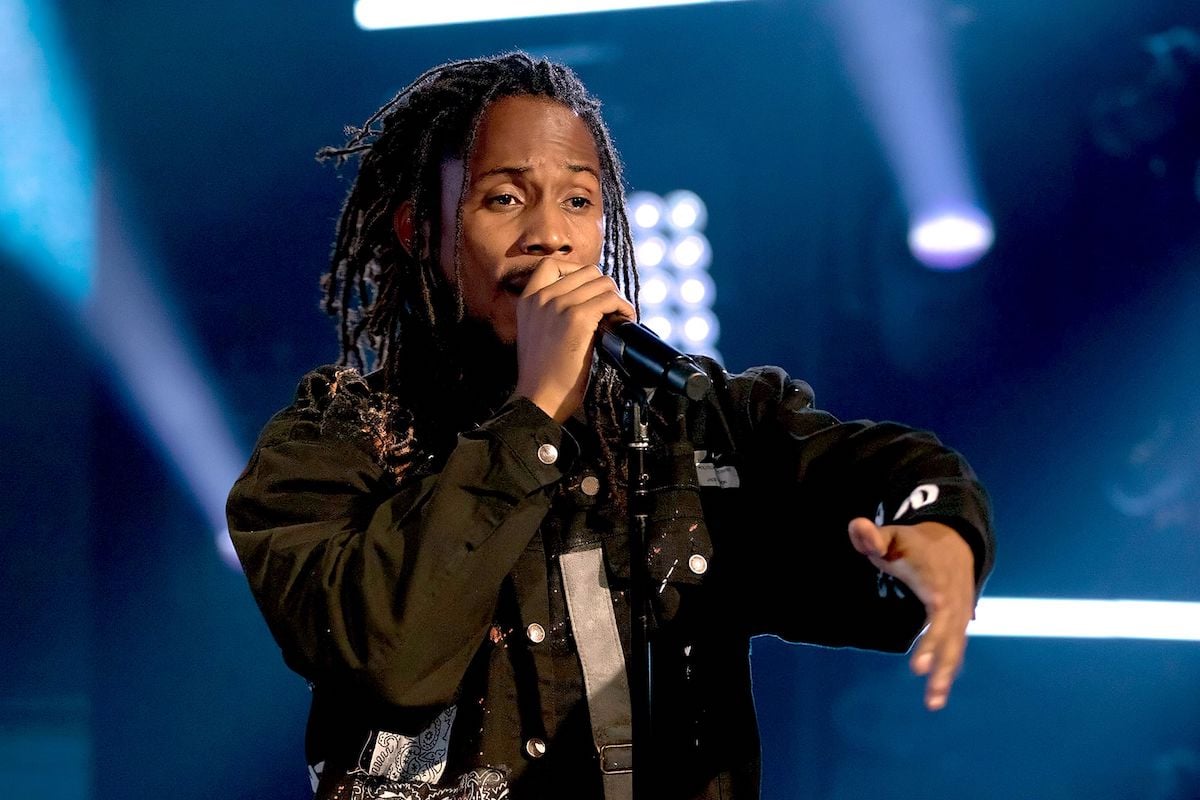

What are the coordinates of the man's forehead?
(467, 95, 601, 175)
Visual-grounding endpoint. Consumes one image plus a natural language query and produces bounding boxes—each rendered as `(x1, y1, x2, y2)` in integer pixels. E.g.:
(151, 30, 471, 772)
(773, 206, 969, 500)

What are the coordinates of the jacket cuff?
(471, 396, 579, 492)
(879, 480, 994, 589)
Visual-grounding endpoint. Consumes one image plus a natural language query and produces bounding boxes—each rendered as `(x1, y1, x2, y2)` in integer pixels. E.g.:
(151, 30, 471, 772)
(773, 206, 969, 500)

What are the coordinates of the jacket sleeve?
(714, 365, 995, 652)
(226, 367, 571, 710)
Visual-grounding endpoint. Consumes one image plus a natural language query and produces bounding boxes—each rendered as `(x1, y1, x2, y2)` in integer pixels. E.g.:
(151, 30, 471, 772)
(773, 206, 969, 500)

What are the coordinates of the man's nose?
(519, 203, 571, 256)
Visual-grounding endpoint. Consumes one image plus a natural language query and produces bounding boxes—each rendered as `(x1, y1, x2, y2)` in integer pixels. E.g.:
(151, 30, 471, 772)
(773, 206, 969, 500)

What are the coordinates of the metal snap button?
(537, 443, 558, 465)
(688, 554, 709, 575)
(525, 737, 547, 758)
(580, 475, 601, 496)
(525, 623, 546, 644)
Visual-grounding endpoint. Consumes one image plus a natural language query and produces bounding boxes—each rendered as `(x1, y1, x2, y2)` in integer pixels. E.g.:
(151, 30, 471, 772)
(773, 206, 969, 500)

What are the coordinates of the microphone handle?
(597, 318, 712, 401)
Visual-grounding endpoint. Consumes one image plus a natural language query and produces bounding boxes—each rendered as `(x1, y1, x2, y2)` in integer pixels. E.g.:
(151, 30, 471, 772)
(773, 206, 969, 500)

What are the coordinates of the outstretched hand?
(847, 518, 976, 711)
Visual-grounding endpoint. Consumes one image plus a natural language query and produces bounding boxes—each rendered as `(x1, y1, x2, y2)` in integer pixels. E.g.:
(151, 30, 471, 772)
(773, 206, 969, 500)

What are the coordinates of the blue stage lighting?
(354, 0, 748, 30)
(88, 193, 248, 568)
(0, 0, 94, 304)
(969, 598, 1200, 641)
(0, 0, 250, 571)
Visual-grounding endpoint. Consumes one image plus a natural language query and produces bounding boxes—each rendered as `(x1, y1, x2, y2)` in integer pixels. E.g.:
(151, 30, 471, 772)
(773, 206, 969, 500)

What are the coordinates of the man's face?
(438, 95, 605, 345)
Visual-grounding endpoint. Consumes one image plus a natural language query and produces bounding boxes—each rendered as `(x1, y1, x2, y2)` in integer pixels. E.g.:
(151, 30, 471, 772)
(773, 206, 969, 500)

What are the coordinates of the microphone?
(596, 317, 712, 401)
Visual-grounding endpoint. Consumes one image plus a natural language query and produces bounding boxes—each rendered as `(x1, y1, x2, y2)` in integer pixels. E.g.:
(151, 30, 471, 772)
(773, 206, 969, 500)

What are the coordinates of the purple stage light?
(87, 185, 248, 570)
(908, 209, 994, 270)
(824, 0, 991, 271)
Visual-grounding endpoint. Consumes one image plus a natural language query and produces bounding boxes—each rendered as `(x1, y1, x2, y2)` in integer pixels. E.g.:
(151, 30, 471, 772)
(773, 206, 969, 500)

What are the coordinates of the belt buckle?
(598, 742, 633, 774)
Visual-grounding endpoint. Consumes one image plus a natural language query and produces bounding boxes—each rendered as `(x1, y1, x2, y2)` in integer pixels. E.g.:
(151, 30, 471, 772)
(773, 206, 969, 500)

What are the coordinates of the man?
(227, 52, 994, 800)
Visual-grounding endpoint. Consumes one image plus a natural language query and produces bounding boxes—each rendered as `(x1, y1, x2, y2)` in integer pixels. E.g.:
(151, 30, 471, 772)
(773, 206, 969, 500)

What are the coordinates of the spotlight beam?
(823, 0, 992, 269)
(2, 0, 248, 569)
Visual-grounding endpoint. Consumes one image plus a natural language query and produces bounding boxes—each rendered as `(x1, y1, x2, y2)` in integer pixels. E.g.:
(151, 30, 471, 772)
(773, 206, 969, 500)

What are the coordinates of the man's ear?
(393, 201, 416, 255)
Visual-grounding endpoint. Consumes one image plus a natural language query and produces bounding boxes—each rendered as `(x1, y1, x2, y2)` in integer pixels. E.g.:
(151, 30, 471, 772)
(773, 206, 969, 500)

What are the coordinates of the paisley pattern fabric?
(314, 707, 509, 800)
(321, 767, 508, 800)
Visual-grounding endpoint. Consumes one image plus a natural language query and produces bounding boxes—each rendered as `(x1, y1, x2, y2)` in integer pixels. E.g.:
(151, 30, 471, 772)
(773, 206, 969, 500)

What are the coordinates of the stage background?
(2, 1, 1198, 797)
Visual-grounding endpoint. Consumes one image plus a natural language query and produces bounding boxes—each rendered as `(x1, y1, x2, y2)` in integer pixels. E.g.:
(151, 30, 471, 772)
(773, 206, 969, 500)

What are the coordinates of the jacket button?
(688, 554, 709, 575)
(525, 737, 547, 758)
(580, 475, 601, 496)
(537, 443, 558, 465)
(525, 623, 546, 644)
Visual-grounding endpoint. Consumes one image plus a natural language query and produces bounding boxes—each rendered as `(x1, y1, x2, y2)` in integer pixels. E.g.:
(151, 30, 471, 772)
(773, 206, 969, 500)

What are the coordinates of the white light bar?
(354, 0, 746, 30)
(968, 597, 1200, 641)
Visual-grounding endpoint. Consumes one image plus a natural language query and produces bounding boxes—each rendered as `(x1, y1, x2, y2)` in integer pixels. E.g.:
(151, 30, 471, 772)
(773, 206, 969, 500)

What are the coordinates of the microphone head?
(665, 357, 711, 401)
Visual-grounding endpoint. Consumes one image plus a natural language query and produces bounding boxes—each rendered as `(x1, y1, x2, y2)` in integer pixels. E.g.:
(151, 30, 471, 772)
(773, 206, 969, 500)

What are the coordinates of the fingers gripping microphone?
(597, 317, 712, 401)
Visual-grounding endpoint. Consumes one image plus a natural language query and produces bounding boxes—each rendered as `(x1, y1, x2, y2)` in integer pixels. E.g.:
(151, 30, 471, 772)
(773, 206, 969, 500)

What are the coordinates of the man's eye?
(489, 194, 517, 206)
(567, 196, 592, 209)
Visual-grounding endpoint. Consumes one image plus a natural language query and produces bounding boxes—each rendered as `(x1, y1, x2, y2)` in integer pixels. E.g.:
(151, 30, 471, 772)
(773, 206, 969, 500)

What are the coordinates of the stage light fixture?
(676, 272, 715, 308)
(643, 313, 673, 341)
(638, 267, 673, 308)
(354, 0, 748, 30)
(824, 0, 991, 272)
(628, 187, 720, 361)
(907, 209, 994, 270)
(670, 233, 711, 271)
(630, 191, 665, 230)
(635, 233, 668, 268)
(664, 189, 708, 231)
(680, 309, 719, 349)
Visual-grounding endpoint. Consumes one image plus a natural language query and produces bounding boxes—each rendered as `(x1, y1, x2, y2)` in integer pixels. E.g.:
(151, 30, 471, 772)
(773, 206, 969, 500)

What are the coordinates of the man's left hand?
(847, 518, 976, 712)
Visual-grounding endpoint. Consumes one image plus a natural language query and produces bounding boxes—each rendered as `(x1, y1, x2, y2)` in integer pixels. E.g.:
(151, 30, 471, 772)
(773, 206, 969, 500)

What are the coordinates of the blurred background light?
(0, 0, 247, 570)
(630, 190, 665, 230)
(629, 189, 721, 361)
(643, 312, 674, 341)
(670, 232, 711, 271)
(638, 266, 674, 306)
(908, 208, 995, 270)
(88, 189, 247, 568)
(354, 0, 749, 30)
(664, 189, 708, 231)
(635, 233, 668, 268)
(677, 271, 715, 307)
(0, 0, 95, 304)
(680, 308, 719, 349)
(969, 598, 1200, 641)
(824, 0, 992, 270)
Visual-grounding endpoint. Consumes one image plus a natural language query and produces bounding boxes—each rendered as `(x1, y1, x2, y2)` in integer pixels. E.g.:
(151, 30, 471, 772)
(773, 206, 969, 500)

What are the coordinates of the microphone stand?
(623, 386, 653, 799)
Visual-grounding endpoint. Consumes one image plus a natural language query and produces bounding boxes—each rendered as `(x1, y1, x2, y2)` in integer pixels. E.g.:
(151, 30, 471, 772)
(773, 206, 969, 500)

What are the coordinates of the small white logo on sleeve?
(895, 484, 939, 520)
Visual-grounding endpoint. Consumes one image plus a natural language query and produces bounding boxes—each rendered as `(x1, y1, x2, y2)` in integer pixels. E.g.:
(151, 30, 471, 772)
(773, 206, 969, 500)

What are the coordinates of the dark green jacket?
(226, 361, 993, 799)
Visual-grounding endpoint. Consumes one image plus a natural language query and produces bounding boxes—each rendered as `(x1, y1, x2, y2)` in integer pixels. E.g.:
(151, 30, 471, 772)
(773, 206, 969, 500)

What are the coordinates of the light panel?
(355, 0, 747, 30)
(968, 597, 1200, 641)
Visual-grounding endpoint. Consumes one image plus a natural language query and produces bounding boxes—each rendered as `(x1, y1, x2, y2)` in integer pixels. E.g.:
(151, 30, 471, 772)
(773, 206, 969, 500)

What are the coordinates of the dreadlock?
(317, 51, 640, 506)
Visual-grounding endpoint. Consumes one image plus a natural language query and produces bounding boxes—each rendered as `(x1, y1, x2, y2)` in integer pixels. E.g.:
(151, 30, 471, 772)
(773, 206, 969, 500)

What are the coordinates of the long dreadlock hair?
(316, 52, 641, 498)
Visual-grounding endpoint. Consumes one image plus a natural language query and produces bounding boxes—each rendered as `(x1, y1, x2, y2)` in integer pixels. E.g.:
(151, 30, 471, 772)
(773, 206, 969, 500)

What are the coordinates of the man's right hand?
(514, 257, 635, 423)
